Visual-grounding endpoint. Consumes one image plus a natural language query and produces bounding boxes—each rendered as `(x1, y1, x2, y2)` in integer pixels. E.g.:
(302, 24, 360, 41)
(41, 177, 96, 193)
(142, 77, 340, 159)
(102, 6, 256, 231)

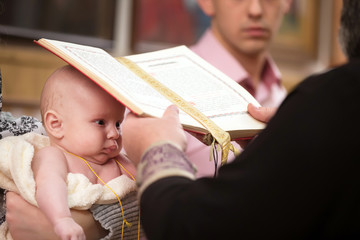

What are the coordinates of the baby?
(32, 65, 136, 240)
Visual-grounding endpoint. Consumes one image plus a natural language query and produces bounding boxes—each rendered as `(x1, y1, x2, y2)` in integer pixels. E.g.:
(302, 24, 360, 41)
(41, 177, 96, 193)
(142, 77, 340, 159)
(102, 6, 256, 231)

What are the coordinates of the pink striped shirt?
(186, 29, 287, 177)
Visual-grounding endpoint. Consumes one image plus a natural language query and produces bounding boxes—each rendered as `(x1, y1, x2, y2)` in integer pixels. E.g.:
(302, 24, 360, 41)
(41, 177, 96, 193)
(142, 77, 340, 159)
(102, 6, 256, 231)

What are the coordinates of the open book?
(35, 38, 265, 155)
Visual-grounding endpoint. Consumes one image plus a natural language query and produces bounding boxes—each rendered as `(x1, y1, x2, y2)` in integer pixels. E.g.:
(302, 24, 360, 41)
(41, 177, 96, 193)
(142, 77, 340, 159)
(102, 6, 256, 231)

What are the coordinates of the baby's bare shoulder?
(115, 153, 137, 179)
(34, 146, 65, 163)
(32, 146, 68, 176)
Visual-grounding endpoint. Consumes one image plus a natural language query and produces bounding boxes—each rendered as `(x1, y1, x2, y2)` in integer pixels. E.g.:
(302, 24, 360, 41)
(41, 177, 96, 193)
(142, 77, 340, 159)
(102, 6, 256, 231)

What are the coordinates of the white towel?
(0, 132, 137, 239)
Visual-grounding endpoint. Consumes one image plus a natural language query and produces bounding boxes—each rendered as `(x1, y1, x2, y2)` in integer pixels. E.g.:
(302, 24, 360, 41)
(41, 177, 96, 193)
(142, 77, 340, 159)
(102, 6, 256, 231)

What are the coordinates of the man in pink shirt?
(187, 0, 292, 177)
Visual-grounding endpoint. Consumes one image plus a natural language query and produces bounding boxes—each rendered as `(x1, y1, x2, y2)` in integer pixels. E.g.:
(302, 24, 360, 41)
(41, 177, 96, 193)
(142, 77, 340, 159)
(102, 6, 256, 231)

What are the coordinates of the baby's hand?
(54, 217, 86, 240)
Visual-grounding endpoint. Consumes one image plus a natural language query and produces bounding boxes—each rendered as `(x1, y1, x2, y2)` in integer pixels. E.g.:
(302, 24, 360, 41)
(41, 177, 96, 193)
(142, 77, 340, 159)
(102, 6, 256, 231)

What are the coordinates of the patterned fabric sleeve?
(137, 142, 196, 197)
(0, 113, 46, 139)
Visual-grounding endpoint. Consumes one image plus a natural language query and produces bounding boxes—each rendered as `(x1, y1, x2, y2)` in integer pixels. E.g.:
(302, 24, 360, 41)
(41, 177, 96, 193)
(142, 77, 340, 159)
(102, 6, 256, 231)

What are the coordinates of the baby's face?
(60, 82, 126, 164)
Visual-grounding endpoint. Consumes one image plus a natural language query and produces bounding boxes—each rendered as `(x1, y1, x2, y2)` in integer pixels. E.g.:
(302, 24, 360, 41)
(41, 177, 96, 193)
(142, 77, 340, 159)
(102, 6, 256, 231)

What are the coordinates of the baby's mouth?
(104, 141, 118, 153)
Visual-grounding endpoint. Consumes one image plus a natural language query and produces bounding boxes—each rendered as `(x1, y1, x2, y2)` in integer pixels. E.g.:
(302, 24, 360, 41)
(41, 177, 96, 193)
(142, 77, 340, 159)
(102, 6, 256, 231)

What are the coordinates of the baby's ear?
(43, 110, 64, 139)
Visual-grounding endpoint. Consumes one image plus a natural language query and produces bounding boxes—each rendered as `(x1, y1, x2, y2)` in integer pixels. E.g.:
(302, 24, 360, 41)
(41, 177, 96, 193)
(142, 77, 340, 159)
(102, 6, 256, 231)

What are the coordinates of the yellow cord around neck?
(66, 152, 140, 240)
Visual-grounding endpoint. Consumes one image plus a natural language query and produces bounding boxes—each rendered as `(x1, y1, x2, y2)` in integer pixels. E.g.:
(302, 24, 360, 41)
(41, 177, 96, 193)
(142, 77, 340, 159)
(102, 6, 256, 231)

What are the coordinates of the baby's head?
(41, 65, 125, 163)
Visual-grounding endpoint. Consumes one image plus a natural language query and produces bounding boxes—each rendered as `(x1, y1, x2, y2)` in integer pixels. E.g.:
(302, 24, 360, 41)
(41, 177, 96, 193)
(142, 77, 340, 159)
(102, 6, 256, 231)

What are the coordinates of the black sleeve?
(140, 64, 360, 240)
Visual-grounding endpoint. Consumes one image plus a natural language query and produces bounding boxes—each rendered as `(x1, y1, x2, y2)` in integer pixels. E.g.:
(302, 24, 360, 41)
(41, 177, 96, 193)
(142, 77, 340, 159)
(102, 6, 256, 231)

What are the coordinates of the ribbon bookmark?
(117, 57, 239, 165)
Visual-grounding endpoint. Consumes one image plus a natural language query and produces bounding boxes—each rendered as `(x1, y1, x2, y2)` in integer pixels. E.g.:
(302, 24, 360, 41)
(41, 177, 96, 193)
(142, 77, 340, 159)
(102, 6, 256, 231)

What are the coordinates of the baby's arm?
(32, 146, 85, 240)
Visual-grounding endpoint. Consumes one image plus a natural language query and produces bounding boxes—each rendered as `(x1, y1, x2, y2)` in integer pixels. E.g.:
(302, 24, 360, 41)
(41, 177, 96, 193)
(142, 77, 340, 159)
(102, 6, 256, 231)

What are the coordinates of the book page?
(126, 46, 263, 133)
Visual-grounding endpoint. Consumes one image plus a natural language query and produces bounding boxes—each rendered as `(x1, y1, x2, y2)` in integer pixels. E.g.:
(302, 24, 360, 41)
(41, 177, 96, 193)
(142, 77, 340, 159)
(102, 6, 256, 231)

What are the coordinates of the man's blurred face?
(208, 0, 292, 57)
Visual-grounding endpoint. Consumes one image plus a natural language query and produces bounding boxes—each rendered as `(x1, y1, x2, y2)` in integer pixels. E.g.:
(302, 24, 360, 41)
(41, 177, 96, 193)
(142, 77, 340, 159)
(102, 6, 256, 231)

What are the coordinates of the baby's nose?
(107, 126, 120, 139)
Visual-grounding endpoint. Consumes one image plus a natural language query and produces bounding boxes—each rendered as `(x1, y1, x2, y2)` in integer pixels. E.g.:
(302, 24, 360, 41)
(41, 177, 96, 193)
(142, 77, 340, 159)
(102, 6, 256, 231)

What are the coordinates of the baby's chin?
(87, 152, 120, 164)
(105, 150, 121, 160)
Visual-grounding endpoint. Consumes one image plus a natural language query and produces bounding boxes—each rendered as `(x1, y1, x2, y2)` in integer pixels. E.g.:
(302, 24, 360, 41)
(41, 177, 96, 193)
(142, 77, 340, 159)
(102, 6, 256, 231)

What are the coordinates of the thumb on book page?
(161, 105, 187, 151)
(247, 103, 277, 123)
(162, 105, 180, 123)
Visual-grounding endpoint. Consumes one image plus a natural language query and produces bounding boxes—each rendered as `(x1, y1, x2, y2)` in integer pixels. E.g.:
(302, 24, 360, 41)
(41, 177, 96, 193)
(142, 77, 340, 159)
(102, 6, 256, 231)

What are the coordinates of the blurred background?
(0, 0, 346, 119)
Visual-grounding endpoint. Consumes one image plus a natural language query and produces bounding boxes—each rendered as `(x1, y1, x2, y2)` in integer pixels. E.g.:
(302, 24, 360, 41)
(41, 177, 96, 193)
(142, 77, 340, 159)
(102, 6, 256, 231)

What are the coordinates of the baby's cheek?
(118, 135, 123, 150)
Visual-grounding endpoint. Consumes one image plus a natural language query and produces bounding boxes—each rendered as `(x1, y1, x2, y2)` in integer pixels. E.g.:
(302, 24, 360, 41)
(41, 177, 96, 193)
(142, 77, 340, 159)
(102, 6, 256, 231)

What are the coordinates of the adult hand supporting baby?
(6, 192, 107, 240)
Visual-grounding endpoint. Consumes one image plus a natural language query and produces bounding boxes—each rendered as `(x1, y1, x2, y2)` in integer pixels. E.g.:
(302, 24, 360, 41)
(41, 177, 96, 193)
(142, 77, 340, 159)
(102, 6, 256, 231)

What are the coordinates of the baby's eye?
(96, 120, 105, 126)
(115, 121, 121, 129)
